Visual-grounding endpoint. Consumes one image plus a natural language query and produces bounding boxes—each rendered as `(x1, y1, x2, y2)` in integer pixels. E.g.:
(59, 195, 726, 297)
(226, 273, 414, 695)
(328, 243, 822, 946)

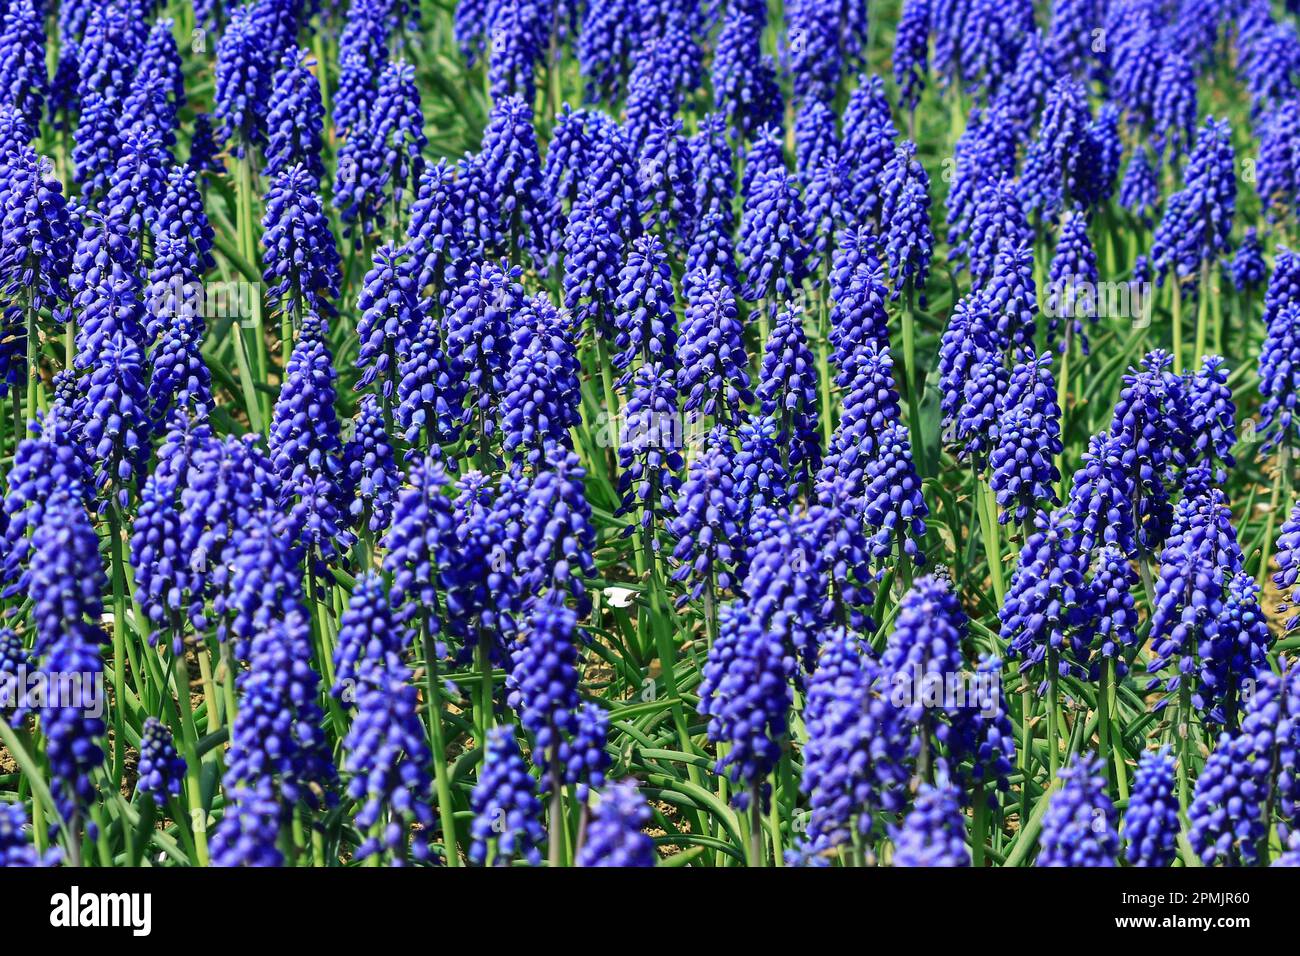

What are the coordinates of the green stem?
(108, 506, 130, 791)
(1177, 678, 1192, 817)
(646, 540, 713, 848)
(901, 285, 927, 471)
(1171, 278, 1183, 372)
(172, 658, 210, 865)
(1047, 650, 1060, 781)
(421, 619, 459, 866)
(595, 335, 619, 459)
(24, 297, 40, 426)
(817, 267, 834, 449)
(767, 773, 783, 867)
(236, 154, 269, 431)
(548, 758, 565, 867)
(475, 634, 494, 747)
(1193, 259, 1210, 369)
(1055, 332, 1071, 496)
(1019, 687, 1032, 827)
(1098, 654, 1112, 793)
(313, 28, 333, 144)
(1259, 445, 1291, 587)
(977, 480, 1006, 606)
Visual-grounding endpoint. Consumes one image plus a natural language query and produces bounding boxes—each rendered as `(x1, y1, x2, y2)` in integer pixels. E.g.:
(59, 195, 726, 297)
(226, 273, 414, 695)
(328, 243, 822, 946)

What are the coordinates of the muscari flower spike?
(262, 166, 343, 326)
(791, 628, 908, 863)
(1256, 101, 1300, 223)
(1048, 0, 1104, 79)
(1258, 302, 1300, 455)
(338, 580, 434, 865)
(827, 228, 889, 385)
(1020, 77, 1105, 221)
(1232, 229, 1268, 293)
(0, 795, 60, 866)
(442, 469, 525, 664)
(0, 0, 48, 131)
(445, 259, 524, 457)
(1119, 147, 1159, 227)
(757, 303, 821, 492)
(480, 95, 549, 269)
(616, 361, 683, 541)
(893, 0, 931, 116)
(1188, 665, 1300, 865)
(518, 448, 597, 613)
(355, 244, 418, 401)
(861, 421, 929, 567)
(669, 429, 745, 604)
(1144, 485, 1244, 717)
(947, 107, 1020, 272)
(269, 312, 344, 495)
(965, 176, 1033, 291)
(402, 157, 469, 309)
(214, 5, 272, 156)
(697, 598, 793, 811)
(578, 0, 641, 104)
(1000, 509, 1094, 689)
(576, 781, 656, 867)
(381, 454, 455, 631)
(334, 58, 427, 242)
(1106, 349, 1180, 553)
(130, 413, 212, 646)
(612, 233, 677, 379)
(507, 601, 582, 776)
(0, 627, 31, 725)
(469, 727, 546, 866)
(265, 47, 327, 186)
(1150, 118, 1237, 293)
(29, 495, 107, 834)
(679, 270, 752, 426)
(540, 105, 589, 248)
(332, 571, 409, 701)
(1085, 544, 1140, 676)
(879, 142, 934, 303)
(891, 783, 969, 867)
(1153, 50, 1198, 162)
(567, 701, 612, 799)
(1038, 755, 1120, 866)
(1121, 747, 1180, 867)
(690, 112, 736, 232)
(990, 27, 1059, 140)
(136, 716, 186, 808)
(221, 599, 336, 810)
(0, 146, 75, 330)
(711, 6, 779, 142)
(821, 341, 902, 501)
(396, 297, 466, 454)
(486, 0, 549, 103)
(738, 166, 812, 308)
(637, 118, 697, 254)
(880, 575, 967, 769)
(1199, 570, 1272, 730)
(990, 350, 1063, 525)
(500, 294, 582, 467)
(342, 392, 401, 536)
(1046, 209, 1100, 355)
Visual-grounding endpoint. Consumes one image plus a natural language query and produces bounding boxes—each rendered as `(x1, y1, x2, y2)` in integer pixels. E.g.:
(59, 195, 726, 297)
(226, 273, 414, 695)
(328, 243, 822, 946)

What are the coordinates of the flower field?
(1, 0, 1299, 871)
